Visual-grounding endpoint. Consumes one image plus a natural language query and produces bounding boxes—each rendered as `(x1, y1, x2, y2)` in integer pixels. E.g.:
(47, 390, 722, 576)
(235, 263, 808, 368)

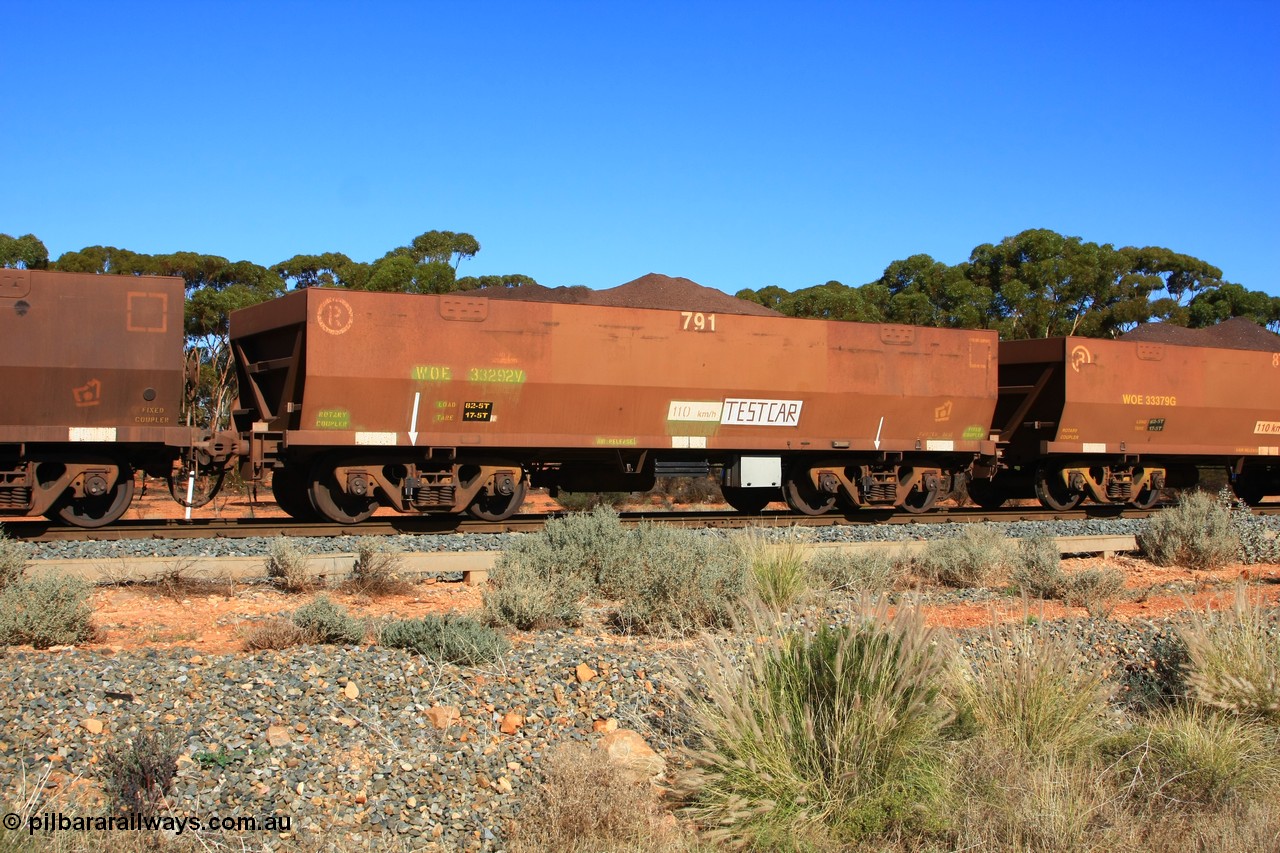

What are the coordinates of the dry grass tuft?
(265, 536, 317, 593)
(343, 537, 412, 596)
(240, 617, 316, 651)
(1181, 581, 1280, 722)
(506, 742, 688, 853)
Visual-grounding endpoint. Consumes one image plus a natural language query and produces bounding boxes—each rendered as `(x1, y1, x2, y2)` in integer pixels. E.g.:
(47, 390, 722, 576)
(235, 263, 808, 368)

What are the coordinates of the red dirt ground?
(10, 485, 1280, 655)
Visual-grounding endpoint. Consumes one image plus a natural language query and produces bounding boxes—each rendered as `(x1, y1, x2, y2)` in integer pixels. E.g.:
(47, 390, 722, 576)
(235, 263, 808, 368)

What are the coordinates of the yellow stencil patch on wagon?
(412, 365, 453, 381)
(316, 409, 351, 429)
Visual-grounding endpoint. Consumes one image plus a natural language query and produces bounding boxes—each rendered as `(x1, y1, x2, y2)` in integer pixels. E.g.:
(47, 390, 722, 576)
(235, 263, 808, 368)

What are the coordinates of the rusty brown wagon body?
(0, 269, 237, 526)
(976, 336, 1280, 509)
(230, 289, 999, 522)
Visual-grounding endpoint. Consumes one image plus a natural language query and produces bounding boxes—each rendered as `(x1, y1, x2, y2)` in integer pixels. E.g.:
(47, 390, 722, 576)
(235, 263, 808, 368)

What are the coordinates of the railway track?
(0, 503, 1187, 543)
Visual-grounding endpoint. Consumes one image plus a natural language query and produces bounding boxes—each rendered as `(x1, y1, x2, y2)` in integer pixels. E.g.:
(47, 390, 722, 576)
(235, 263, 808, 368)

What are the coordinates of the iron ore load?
(0, 269, 237, 527)
(229, 288, 1000, 522)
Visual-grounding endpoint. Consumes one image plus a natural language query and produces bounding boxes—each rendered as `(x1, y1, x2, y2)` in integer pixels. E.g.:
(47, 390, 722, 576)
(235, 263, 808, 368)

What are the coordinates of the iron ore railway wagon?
(229, 288, 1000, 523)
(971, 335, 1280, 510)
(0, 269, 236, 527)
(7, 269, 1280, 528)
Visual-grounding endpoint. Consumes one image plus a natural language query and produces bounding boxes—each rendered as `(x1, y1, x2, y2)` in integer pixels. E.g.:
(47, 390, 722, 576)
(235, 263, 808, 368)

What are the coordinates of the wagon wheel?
(966, 477, 1007, 509)
(1128, 481, 1164, 510)
(271, 466, 321, 521)
(721, 486, 779, 514)
(1034, 465, 1082, 511)
(57, 469, 136, 528)
(899, 469, 939, 514)
(782, 471, 836, 516)
(468, 479, 528, 522)
(308, 462, 377, 524)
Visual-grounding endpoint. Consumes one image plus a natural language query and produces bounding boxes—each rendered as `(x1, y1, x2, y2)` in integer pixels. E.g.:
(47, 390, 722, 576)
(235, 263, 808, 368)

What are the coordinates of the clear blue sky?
(5, 1, 1278, 295)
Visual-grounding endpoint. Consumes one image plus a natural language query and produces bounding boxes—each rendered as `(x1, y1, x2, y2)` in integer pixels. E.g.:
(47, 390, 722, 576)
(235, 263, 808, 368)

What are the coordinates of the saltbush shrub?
(0, 575, 96, 648)
(613, 523, 746, 635)
(482, 555, 589, 630)
(484, 507, 747, 634)
(1059, 566, 1125, 615)
(1220, 487, 1280, 565)
(914, 524, 1013, 587)
(379, 614, 507, 665)
(808, 547, 906, 594)
(1008, 535, 1064, 598)
(0, 526, 29, 591)
(1138, 490, 1238, 569)
(291, 595, 366, 645)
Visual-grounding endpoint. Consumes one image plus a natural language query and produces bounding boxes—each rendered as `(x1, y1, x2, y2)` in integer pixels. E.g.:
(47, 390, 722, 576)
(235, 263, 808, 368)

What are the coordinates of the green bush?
(807, 547, 906, 594)
(1220, 487, 1280, 565)
(613, 523, 746, 635)
(482, 506, 646, 630)
(0, 526, 28, 591)
(1009, 535, 1064, 598)
(100, 729, 182, 817)
(0, 575, 96, 648)
(291, 595, 366, 645)
(1181, 582, 1280, 722)
(1139, 490, 1238, 569)
(484, 507, 746, 634)
(482, 555, 589, 630)
(676, 600, 955, 848)
(953, 623, 1110, 760)
(1008, 537, 1123, 615)
(914, 524, 1013, 587)
(379, 614, 507, 665)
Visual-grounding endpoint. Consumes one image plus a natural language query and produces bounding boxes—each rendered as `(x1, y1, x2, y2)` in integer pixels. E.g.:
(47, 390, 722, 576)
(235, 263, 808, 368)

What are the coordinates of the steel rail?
(0, 503, 1194, 543)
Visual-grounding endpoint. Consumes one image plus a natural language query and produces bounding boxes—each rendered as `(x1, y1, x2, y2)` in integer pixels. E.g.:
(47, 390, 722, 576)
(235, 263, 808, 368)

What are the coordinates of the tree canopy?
(7, 226, 1277, 339)
(736, 228, 1279, 335)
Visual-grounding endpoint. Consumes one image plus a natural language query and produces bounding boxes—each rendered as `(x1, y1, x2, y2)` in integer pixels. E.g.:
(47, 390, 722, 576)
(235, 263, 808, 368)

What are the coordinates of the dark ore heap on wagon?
(1120, 316, 1280, 351)
(472, 272, 784, 317)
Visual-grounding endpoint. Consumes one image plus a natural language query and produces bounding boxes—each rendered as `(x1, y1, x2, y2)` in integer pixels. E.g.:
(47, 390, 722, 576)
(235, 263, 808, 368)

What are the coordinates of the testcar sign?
(720, 398, 803, 427)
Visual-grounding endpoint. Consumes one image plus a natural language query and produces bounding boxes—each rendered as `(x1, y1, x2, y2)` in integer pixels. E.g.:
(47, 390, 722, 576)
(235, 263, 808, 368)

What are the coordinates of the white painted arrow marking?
(409, 392, 421, 445)
(874, 416, 884, 450)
